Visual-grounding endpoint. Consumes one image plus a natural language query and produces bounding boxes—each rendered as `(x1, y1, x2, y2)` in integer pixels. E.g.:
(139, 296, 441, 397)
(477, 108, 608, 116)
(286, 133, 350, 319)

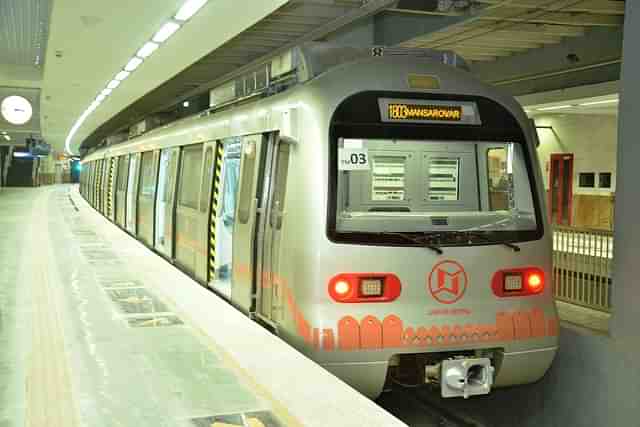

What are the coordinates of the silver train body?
(80, 44, 558, 399)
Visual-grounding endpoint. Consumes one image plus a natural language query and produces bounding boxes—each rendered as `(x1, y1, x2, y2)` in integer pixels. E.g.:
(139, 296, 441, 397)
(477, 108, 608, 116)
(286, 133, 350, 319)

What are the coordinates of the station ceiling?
(0, 0, 625, 155)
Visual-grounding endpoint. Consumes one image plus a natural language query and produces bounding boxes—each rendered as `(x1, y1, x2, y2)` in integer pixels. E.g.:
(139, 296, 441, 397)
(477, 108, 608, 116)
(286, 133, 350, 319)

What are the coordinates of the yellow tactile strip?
(25, 191, 80, 427)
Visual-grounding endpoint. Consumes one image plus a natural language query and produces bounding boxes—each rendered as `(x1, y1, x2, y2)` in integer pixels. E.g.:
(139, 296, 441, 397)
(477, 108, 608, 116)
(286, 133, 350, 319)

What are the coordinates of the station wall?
(534, 113, 618, 229)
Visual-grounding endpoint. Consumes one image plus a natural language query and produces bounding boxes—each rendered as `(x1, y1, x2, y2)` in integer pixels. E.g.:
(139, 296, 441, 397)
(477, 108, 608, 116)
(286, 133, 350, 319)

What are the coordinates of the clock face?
(1, 95, 33, 125)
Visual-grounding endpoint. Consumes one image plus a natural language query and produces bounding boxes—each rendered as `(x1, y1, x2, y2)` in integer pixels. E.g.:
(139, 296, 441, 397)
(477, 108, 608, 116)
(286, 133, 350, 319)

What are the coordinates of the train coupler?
(425, 357, 494, 399)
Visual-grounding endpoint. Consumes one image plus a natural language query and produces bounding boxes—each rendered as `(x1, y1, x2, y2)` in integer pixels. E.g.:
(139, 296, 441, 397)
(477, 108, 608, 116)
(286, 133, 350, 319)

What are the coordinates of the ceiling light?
(537, 105, 573, 111)
(115, 70, 130, 81)
(101, 88, 112, 96)
(0, 131, 7, 135)
(183, 101, 190, 107)
(578, 99, 619, 107)
(3, 135, 10, 141)
(107, 80, 121, 90)
(175, 0, 208, 21)
(137, 42, 159, 58)
(124, 56, 143, 71)
(153, 21, 181, 43)
(96, 94, 106, 102)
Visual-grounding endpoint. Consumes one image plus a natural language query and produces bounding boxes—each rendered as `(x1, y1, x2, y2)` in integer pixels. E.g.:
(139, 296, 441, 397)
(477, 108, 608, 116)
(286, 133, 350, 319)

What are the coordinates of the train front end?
(291, 50, 558, 399)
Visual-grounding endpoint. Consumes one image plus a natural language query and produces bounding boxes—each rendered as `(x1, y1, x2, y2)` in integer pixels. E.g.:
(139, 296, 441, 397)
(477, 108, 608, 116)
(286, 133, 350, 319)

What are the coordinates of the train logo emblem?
(428, 260, 468, 304)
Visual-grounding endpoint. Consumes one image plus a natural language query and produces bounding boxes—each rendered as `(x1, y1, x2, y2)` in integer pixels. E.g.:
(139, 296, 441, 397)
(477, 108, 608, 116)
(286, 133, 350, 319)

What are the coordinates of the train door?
(257, 135, 292, 325)
(137, 151, 158, 246)
(126, 153, 141, 234)
(175, 143, 204, 275)
(155, 147, 179, 258)
(208, 138, 242, 298)
(549, 153, 574, 226)
(231, 134, 267, 312)
(115, 155, 130, 227)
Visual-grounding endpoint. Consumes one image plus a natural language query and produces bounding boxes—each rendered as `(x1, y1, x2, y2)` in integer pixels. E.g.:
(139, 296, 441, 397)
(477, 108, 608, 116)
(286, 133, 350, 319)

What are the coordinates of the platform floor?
(0, 185, 404, 427)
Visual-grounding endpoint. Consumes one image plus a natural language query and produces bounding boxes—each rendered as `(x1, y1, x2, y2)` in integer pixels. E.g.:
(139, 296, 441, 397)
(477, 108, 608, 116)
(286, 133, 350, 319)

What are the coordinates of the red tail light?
(491, 267, 545, 297)
(328, 273, 401, 303)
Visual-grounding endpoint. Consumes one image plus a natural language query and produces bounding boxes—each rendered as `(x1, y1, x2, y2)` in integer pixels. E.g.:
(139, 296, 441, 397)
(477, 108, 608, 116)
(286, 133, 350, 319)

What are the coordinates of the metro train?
(80, 43, 558, 399)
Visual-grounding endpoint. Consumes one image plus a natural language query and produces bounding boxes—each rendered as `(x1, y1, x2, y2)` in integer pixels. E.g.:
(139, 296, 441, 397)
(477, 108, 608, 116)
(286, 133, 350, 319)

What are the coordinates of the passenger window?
(238, 139, 257, 224)
(178, 144, 203, 209)
(270, 142, 290, 230)
(200, 147, 213, 213)
(139, 151, 155, 197)
(117, 155, 129, 191)
(220, 141, 241, 228)
(487, 148, 511, 210)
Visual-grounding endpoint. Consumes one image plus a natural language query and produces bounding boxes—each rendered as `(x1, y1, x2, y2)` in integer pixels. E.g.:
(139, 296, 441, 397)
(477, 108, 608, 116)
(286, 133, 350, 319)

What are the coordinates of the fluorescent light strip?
(124, 56, 143, 72)
(578, 99, 619, 107)
(65, 1, 206, 155)
(137, 42, 159, 58)
(175, 0, 208, 21)
(3, 135, 10, 141)
(107, 80, 121, 90)
(115, 70, 131, 81)
(537, 105, 573, 111)
(153, 21, 181, 43)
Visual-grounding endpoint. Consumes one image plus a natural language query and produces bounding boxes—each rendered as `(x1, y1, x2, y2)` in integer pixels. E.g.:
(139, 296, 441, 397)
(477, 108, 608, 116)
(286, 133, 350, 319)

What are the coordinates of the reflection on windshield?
(335, 138, 537, 237)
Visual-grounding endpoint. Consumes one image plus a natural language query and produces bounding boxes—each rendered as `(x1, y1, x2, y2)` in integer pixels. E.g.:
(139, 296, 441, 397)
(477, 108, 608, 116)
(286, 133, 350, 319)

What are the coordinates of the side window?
(139, 151, 155, 197)
(220, 140, 241, 228)
(178, 144, 203, 209)
(238, 138, 257, 224)
(487, 148, 510, 210)
(200, 147, 213, 213)
(270, 142, 290, 229)
(117, 155, 129, 191)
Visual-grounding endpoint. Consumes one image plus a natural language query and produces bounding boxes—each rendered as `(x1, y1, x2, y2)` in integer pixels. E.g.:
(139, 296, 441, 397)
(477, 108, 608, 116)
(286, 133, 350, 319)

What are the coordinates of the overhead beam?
(473, 0, 626, 15)
(471, 27, 623, 95)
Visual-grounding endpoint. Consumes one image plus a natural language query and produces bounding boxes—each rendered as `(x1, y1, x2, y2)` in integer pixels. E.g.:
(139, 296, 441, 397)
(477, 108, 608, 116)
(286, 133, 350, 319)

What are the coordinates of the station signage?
(379, 98, 481, 125)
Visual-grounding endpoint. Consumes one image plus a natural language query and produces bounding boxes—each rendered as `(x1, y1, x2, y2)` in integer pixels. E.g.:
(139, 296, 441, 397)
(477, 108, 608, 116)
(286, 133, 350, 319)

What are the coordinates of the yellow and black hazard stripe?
(107, 158, 115, 217)
(208, 142, 224, 282)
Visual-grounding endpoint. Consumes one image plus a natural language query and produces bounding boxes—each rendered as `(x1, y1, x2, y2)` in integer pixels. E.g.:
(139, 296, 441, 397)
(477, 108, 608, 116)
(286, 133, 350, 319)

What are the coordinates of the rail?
(553, 226, 613, 313)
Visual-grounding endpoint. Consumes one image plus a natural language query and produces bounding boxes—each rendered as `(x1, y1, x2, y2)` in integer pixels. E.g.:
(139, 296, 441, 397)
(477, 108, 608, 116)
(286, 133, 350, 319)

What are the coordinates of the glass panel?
(237, 139, 257, 224)
(178, 144, 203, 209)
(551, 159, 560, 221)
(561, 158, 572, 224)
(335, 138, 537, 238)
(487, 148, 510, 210)
(200, 147, 213, 213)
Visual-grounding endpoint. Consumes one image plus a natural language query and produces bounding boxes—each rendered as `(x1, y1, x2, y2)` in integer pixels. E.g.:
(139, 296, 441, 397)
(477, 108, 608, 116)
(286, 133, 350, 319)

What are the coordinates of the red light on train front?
(328, 273, 401, 303)
(491, 268, 545, 297)
(526, 272, 543, 293)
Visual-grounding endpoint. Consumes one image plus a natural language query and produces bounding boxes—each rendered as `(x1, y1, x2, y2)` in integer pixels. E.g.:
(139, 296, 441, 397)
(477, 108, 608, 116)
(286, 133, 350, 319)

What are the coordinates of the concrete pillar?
(611, 0, 640, 338)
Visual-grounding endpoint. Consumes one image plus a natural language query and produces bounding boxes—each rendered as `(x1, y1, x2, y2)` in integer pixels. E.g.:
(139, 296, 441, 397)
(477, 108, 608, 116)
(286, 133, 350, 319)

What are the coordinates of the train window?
(139, 151, 155, 197)
(178, 144, 203, 209)
(237, 139, 256, 224)
(335, 138, 536, 235)
(487, 148, 510, 210)
(200, 147, 214, 213)
(116, 155, 129, 191)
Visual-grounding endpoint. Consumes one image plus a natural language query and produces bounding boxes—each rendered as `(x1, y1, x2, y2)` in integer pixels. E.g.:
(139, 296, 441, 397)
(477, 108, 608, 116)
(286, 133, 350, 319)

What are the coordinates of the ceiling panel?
(0, 0, 50, 67)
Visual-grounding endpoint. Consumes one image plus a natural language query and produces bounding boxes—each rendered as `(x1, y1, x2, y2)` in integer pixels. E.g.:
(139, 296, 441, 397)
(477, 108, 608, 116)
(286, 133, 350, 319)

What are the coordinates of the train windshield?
(334, 138, 538, 243)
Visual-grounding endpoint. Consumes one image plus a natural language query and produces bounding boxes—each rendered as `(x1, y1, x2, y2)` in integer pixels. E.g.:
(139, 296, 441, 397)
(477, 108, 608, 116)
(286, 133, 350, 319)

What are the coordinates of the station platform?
(0, 185, 406, 427)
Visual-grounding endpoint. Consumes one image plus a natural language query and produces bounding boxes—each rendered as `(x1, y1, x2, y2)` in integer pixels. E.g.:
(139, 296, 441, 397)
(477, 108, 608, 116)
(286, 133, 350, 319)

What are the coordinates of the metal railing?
(553, 226, 613, 312)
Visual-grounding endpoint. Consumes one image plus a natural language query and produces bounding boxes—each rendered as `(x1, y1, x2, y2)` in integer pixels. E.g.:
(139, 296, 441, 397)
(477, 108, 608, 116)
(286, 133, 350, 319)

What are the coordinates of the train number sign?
(339, 148, 370, 171)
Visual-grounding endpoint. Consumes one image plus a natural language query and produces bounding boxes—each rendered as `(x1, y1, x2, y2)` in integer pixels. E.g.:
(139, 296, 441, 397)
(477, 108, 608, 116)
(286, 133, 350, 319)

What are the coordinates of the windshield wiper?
(452, 231, 521, 252)
(379, 232, 444, 255)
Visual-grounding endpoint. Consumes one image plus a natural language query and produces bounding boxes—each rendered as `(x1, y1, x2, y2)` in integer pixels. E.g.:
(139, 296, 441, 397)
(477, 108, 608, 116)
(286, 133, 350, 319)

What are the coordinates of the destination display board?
(379, 98, 481, 125)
